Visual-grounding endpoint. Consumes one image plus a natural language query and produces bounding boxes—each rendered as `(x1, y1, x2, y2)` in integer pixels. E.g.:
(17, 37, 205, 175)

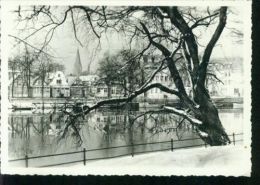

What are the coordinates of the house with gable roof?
(49, 71, 70, 98)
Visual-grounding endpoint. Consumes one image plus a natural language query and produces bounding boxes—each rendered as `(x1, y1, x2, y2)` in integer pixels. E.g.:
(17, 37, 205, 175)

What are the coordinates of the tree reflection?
(9, 108, 204, 158)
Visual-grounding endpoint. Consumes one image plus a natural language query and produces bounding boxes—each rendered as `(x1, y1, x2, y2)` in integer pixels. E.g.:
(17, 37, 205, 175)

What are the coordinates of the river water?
(8, 108, 243, 167)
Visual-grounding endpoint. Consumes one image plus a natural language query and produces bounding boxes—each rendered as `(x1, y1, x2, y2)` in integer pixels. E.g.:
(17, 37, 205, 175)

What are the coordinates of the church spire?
(73, 49, 82, 77)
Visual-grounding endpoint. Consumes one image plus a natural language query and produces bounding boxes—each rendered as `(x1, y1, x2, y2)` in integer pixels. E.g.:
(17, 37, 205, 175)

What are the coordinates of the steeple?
(73, 49, 82, 77)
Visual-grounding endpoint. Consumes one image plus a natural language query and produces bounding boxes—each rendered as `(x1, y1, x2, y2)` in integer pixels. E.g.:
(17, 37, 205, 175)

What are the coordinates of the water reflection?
(8, 108, 243, 166)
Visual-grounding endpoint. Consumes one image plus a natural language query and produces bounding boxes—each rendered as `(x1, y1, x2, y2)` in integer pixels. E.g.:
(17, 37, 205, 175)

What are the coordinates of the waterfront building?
(94, 82, 124, 99)
(79, 75, 99, 86)
(140, 55, 182, 101)
(69, 77, 88, 98)
(140, 55, 243, 101)
(206, 57, 243, 98)
(49, 71, 70, 98)
(8, 52, 243, 101)
(8, 70, 31, 98)
(68, 74, 99, 98)
(31, 76, 51, 98)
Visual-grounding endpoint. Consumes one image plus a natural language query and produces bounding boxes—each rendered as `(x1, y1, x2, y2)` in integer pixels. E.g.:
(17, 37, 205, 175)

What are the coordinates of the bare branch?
(190, 12, 219, 29)
(9, 34, 56, 58)
(207, 72, 224, 85)
(163, 106, 202, 126)
(199, 7, 227, 85)
(159, 7, 200, 74)
(67, 83, 180, 117)
(70, 9, 83, 47)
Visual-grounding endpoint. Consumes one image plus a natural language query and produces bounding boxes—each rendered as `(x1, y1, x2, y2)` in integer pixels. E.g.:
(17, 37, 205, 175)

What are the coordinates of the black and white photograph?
(1, 0, 251, 176)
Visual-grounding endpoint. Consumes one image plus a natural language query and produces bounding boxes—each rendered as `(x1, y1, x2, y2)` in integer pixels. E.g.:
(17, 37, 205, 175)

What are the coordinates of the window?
(161, 76, 163, 81)
(97, 88, 101, 93)
(116, 89, 121, 94)
(165, 76, 168, 81)
(58, 74, 61, 77)
(97, 117, 100, 122)
(104, 88, 108, 93)
(234, 88, 239, 94)
(57, 79, 61, 84)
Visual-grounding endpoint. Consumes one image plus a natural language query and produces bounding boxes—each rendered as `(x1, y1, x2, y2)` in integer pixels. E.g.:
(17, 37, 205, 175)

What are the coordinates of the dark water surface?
(8, 108, 243, 167)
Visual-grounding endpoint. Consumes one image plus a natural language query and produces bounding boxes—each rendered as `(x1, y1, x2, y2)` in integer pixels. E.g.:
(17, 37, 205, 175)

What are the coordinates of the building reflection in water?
(8, 108, 243, 162)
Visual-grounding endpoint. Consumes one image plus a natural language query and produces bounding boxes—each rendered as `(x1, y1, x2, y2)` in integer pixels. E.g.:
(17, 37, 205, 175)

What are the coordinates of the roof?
(67, 75, 77, 86)
(49, 71, 69, 87)
(79, 75, 99, 82)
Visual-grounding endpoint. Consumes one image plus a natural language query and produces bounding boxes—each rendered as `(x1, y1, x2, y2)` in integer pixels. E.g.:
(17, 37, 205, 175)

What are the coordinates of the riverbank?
(70, 145, 250, 176)
(9, 97, 243, 110)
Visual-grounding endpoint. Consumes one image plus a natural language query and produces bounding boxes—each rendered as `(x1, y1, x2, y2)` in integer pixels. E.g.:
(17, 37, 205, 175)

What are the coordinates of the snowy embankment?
(70, 145, 250, 176)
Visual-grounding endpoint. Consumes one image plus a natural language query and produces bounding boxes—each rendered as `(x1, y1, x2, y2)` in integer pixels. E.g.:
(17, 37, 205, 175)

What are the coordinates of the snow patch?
(198, 130, 208, 137)
(164, 106, 202, 125)
(190, 118, 203, 125)
(164, 106, 187, 116)
(69, 145, 251, 177)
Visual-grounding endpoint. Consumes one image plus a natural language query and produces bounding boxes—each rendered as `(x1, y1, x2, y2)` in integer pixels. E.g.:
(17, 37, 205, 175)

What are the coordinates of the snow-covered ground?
(66, 145, 250, 177)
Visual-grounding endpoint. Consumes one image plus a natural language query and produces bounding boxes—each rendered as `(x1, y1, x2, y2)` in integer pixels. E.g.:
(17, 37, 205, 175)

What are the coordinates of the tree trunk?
(123, 78, 127, 97)
(41, 79, 45, 110)
(194, 85, 230, 146)
(11, 76, 15, 98)
(107, 83, 111, 98)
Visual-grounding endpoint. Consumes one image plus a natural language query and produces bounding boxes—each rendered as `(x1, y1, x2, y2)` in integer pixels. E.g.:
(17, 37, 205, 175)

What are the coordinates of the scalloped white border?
(1, 0, 252, 176)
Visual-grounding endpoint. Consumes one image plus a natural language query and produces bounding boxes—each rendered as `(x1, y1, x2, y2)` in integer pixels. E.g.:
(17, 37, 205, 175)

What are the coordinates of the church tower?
(73, 49, 82, 77)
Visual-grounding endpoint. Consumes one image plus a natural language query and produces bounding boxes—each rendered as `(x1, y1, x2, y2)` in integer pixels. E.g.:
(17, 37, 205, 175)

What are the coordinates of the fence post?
(233, 133, 235, 146)
(131, 142, 134, 157)
(171, 139, 173, 151)
(83, 148, 86, 166)
(25, 155, 28, 168)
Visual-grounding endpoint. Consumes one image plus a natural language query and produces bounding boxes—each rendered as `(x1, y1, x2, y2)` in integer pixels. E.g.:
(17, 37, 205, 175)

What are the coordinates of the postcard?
(0, 0, 252, 176)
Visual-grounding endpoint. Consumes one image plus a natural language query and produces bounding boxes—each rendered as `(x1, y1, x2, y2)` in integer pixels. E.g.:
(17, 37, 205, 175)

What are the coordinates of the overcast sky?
(7, 6, 245, 74)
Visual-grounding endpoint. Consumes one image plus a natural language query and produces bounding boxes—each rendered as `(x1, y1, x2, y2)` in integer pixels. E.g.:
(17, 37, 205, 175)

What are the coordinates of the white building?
(49, 71, 70, 97)
(207, 57, 243, 98)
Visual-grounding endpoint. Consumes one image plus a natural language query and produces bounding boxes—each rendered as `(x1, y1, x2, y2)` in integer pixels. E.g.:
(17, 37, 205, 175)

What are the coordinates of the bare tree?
(9, 47, 36, 97)
(98, 52, 121, 98)
(33, 55, 52, 109)
(8, 56, 20, 98)
(98, 49, 144, 97)
(11, 6, 238, 146)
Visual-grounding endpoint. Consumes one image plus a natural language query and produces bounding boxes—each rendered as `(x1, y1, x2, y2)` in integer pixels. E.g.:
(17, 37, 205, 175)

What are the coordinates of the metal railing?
(8, 132, 243, 168)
